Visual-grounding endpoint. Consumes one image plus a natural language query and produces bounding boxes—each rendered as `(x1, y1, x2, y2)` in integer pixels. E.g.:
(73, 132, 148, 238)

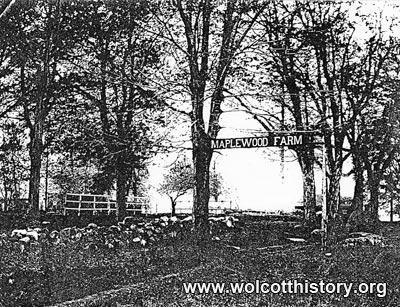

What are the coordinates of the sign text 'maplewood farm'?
(211, 134, 309, 150)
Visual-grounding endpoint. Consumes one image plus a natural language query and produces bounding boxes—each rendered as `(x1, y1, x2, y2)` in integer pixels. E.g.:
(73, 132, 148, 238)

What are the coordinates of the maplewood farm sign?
(211, 133, 313, 149)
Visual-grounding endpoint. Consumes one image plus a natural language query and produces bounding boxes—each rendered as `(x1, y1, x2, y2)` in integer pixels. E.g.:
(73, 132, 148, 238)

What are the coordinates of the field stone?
(60, 227, 71, 238)
(86, 229, 96, 236)
(85, 242, 98, 250)
(39, 229, 49, 240)
(343, 237, 370, 246)
(287, 237, 306, 243)
(19, 237, 30, 244)
(49, 230, 59, 239)
(347, 232, 384, 246)
(311, 229, 324, 235)
(108, 225, 121, 233)
(209, 217, 224, 222)
(25, 231, 39, 241)
(154, 227, 162, 234)
(144, 224, 154, 230)
(123, 216, 135, 227)
(160, 216, 169, 223)
(73, 231, 83, 241)
(11, 229, 27, 238)
(293, 224, 314, 237)
(182, 216, 192, 222)
(225, 219, 233, 228)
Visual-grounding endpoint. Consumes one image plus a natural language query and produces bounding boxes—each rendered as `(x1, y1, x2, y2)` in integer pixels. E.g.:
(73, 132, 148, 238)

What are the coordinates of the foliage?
(0, 121, 29, 211)
(0, 0, 167, 217)
(159, 158, 223, 214)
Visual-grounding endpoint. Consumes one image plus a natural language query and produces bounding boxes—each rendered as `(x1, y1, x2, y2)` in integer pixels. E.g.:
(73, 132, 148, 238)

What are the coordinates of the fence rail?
(64, 193, 149, 216)
(175, 200, 232, 215)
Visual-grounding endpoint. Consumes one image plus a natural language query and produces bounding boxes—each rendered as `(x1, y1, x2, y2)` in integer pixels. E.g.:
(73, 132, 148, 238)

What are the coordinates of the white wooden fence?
(63, 193, 149, 216)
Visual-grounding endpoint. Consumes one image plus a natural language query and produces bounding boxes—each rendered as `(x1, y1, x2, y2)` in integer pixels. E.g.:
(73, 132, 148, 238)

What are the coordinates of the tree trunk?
(390, 194, 393, 223)
(352, 153, 364, 211)
(28, 105, 45, 216)
(299, 155, 316, 224)
(327, 165, 342, 217)
(367, 168, 380, 218)
(116, 161, 127, 221)
(192, 129, 212, 243)
(170, 196, 176, 216)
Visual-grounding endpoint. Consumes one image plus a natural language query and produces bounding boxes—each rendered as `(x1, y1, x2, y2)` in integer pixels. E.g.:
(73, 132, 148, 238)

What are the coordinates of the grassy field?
(1, 216, 399, 307)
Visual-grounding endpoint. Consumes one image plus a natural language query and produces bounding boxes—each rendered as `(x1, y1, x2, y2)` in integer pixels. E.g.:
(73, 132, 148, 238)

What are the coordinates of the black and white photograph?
(0, 0, 399, 306)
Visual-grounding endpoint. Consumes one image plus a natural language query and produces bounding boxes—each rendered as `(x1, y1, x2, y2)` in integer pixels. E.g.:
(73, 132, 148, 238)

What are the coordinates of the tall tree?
(343, 15, 400, 218)
(152, 0, 268, 241)
(2, 0, 75, 214)
(159, 158, 223, 215)
(59, 0, 165, 220)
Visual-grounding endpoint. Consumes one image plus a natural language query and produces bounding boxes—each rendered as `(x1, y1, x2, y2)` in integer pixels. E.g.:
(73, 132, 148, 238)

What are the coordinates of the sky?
(148, 106, 356, 214)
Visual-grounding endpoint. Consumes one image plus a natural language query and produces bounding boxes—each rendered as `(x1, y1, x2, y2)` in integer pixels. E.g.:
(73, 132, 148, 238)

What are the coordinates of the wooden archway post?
(321, 140, 328, 247)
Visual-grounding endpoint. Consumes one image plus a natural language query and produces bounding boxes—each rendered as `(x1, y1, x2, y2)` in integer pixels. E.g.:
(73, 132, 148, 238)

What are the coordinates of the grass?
(1, 217, 399, 307)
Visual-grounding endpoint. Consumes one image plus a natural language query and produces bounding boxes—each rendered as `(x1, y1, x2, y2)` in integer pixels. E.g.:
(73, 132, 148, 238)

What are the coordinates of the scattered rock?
(209, 217, 224, 222)
(87, 223, 98, 229)
(122, 216, 135, 226)
(342, 233, 384, 247)
(42, 221, 51, 227)
(85, 242, 98, 250)
(25, 231, 39, 241)
(160, 216, 169, 223)
(11, 229, 27, 238)
(311, 229, 324, 235)
(286, 237, 307, 243)
(108, 225, 121, 233)
(170, 216, 179, 223)
(19, 237, 30, 244)
(60, 227, 71, 238)
(348, 231, 376, 238)
(226, 219, 233, 228)
(49, 230, 59, 239)
(182, 216, 192, 222)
